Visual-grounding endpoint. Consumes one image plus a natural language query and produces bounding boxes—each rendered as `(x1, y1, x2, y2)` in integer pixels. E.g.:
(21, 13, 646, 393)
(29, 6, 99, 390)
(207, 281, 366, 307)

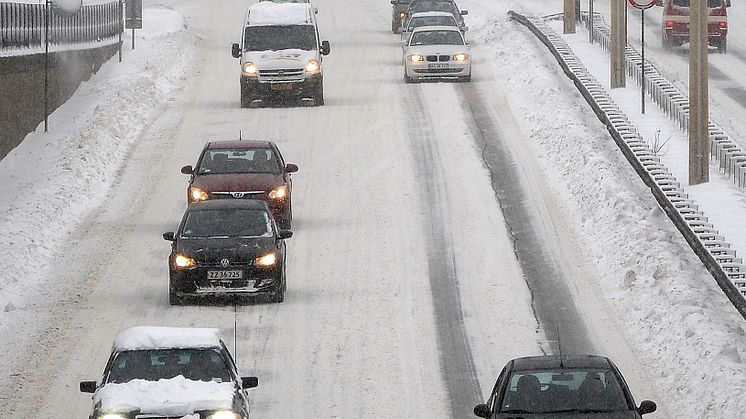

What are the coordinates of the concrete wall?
(0, 44, 119, 160)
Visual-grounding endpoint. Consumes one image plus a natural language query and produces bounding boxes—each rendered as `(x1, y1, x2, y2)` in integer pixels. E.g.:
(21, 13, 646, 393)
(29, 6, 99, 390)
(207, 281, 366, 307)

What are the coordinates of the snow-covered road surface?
(1, 0, 745, 418)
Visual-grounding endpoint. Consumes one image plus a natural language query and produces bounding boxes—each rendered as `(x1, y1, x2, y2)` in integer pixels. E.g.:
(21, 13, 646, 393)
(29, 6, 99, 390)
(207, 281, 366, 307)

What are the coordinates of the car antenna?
(556, 321, 565, 368)
(239, 130, 242, 141)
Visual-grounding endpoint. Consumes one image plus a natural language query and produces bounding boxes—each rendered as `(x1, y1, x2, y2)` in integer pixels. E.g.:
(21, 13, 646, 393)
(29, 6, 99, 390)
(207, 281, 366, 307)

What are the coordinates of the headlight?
(207, 412, 241, 419)
(255, 253, 277, 267)
(399, 12, 405, 18)
(408, 54, 424, 63)
(305, 59, 320, 74)
(174, 254, 196, 269)
(268, 185, 288, 200)
(452, 53, 469, 61)
(190, 187, 208, 202)
(99, 415, 128, 419)
(242, 62, 258, 76)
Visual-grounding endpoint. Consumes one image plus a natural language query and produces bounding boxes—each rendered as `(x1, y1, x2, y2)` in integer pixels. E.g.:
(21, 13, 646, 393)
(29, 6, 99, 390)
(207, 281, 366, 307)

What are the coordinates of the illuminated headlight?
(399, 12, 405, 18)
(242, 62, 258, 76)
(174, 254, 196, 269)
(305, 59, 321, 74)
(190, 187, 208, 202)
(452, 53, 469, 62)
(408, 54, 424, 63)
(255, 253, 277, 267)
(99, 414, 128, 419)
(268, 185, 288, 200)
(207, 412, 241, 419)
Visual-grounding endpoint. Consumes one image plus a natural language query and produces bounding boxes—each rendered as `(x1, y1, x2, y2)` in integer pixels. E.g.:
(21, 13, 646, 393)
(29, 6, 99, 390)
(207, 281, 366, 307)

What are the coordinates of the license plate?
(207, 270, 243, 280)
(270, 83, 293, 91)
(428, 63, 449, 69)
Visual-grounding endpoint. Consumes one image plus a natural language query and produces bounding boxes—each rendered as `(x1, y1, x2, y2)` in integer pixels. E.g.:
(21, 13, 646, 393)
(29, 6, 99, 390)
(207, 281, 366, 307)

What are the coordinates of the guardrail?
(0, 1, 122, 52)
(507, 10, 746, 320)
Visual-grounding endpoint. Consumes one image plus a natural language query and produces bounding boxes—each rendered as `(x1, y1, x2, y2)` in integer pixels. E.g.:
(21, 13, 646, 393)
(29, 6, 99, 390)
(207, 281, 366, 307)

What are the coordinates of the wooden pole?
(689, 0, 709, 184)
(564, 0, 576, 34)
(610, 0, 626, 88)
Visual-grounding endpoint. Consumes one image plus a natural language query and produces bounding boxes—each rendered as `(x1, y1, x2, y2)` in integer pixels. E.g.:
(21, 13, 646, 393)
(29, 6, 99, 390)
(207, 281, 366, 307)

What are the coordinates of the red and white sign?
(628, 0, 657, 9)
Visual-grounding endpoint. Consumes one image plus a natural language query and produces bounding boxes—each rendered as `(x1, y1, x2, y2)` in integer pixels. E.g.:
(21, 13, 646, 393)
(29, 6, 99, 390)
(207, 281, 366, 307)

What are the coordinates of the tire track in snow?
(402, 86, 483, 418)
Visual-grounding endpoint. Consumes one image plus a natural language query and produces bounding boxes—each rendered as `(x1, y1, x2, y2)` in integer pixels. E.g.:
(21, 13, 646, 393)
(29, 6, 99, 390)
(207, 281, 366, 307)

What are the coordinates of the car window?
(410, 30, 464, 46)
(106, 348, 232, 384)
(500, 369, 629, 414)
(671, 0, 723, 7)
(181, 209, 273, 238)
(197, 148, 282, 175)
(409, 1, 458, 14)
(408, 16, 457, 30)
(244, 25, 317, 52)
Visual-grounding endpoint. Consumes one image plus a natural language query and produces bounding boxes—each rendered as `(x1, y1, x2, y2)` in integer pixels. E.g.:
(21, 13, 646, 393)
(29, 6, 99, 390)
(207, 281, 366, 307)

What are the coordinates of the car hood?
(243, 49, 318, 70)
(406, 44, 469, 56)
(94, 376, 236, 416)
(177, 237, 275, 263)
(494, 411, 639, 419)
(192, 173, 284, 193)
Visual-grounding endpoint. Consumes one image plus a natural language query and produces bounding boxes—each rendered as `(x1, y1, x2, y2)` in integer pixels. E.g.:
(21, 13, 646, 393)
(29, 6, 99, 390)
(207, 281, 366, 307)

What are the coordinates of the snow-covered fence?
(508, 10, 746, 320)
(582, 11, 746, 191)
(0, 1, 122, 54)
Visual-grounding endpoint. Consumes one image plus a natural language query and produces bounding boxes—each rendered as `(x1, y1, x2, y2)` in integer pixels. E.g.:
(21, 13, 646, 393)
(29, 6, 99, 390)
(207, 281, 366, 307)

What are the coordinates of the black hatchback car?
(163, 200, 292, 305)
(474, 355, 657, 418)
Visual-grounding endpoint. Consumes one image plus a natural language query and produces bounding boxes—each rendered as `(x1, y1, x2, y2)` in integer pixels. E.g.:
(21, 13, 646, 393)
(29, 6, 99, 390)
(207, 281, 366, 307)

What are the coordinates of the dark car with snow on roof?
(181, 140, 298, 229)
(474, 355, 657, 418)
(80, 326, 258, 419)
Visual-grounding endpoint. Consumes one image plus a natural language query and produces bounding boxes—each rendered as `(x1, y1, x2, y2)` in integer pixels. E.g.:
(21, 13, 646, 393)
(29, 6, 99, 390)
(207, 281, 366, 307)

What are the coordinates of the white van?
(231, 1, 330, 107)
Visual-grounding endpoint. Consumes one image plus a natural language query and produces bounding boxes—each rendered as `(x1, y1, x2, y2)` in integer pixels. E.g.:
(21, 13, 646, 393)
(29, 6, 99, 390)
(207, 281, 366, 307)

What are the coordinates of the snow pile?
(467, 4, 746, 417)
(0, 8, 193, 316)
(95, 376, 235, 416)
(247, 1, 313, 26)
(113, 327, 223, 351)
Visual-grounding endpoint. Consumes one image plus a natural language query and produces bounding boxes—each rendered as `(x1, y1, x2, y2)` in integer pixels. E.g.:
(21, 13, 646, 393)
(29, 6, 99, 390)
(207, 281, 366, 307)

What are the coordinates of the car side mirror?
(390, 0, 396, 4)
(285, 163, 299, 173)
(655, 0, 663, 5)
(313, 6, 318, 13)
(638, 400, 657, 415)
(241, 376, 258, 389)
(725, 0, 731, 6)
(231, 43, 241, 58)
(278, 230, 293, 240)
(473, 403, 491, 418)
(163, 232, 176, 241)
(79, 380, 97, 393)
(181, 165, 193, 175)
(321, 40, 331, 56)
(460, 10, 468, 15)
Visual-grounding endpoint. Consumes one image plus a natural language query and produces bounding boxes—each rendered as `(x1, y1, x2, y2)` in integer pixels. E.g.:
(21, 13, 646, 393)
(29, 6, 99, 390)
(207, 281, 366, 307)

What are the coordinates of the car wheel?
(717, 39, 727, 54)
(270, 278, 285, 303)
(314, 81, 324, 106)
(169, 291, 184, 306)
(404, 70, 415, 84)
(461, 73, 472, 82)
(240, 84, 251, 109)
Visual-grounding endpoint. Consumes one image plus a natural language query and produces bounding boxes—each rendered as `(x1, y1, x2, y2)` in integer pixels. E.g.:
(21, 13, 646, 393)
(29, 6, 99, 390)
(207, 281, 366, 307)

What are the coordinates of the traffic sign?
(628, 0, 656, 9)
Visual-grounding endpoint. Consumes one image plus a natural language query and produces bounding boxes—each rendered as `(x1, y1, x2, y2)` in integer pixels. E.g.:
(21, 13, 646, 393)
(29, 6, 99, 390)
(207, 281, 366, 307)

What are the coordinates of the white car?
(403, 26, 471, 83)
(80, 326, 258, 419)
(400, 11, 460, 43)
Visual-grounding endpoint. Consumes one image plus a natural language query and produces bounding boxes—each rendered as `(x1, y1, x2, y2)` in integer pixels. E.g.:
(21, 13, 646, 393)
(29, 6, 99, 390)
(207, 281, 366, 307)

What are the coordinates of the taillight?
(665, 21, 674, 28)
(719, 21, 727, 28)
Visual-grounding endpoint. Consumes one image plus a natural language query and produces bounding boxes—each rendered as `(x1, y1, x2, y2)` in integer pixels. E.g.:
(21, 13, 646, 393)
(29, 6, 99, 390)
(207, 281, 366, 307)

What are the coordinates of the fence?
(0, 1, 122, 52)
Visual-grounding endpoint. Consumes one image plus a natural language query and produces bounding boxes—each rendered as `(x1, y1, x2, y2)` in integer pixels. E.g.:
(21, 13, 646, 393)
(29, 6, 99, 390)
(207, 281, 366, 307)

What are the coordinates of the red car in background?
(658, 0, 730, 53)
(181, 140, 298, 229)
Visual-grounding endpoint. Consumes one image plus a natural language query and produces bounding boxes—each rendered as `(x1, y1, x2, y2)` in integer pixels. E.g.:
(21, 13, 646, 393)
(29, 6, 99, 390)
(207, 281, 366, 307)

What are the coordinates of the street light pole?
(44, 0, 50, 133)
(689, 0, 709, 185)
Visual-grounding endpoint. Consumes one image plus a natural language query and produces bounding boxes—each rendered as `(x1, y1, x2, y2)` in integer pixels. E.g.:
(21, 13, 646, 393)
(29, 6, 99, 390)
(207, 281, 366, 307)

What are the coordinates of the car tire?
(169, 291, 184, 306)
(717, 39, 727, 54)
(314, 81, 324, 106)
(270, 277, 286, 303)
(404, 70, 415, 84)
(460, 72, 472, 83)
(240, 84, 251, 109)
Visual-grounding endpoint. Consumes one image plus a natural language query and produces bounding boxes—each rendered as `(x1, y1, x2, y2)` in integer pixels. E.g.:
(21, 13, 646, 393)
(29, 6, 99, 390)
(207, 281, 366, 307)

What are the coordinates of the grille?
(414, 68, 462, 74)
(426, 55, 450, 62)
(258, 68, 304, 79)
(197, 260, 254, 268)
(212, 191, 264, 199)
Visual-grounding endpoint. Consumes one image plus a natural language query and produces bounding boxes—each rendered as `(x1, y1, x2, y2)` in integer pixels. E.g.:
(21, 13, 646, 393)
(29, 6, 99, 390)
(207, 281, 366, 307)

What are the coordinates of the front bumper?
(170, 265, 282, 297)
(241, 74, 322, 101)
(405, 60, 471, 79)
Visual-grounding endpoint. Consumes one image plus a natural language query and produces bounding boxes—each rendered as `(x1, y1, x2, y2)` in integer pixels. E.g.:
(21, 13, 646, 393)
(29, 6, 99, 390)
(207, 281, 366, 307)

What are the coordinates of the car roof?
(511, 355, 613, 371)
(246, 1, 315, 26)
(187, 199, 270, 211)
(411, 25, 462, 33)
(113, 326, 223, 351)
(205, 140, 274, 150)
(410, 11, 456, 17)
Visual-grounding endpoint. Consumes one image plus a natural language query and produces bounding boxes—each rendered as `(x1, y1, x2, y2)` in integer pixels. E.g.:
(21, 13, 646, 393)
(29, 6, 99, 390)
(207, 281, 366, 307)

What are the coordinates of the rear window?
(410, 30, 464, 46)
(408, 15, 457, 30)
(410, 1, 458, 14)
(244, 25, 317, 52)
(198, 148, 281, 175)
(671, 0, 724, 7)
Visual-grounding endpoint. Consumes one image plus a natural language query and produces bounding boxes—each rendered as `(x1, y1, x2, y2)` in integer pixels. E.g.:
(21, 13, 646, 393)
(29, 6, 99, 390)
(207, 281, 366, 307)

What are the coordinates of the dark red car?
(181, 140, 298, 229)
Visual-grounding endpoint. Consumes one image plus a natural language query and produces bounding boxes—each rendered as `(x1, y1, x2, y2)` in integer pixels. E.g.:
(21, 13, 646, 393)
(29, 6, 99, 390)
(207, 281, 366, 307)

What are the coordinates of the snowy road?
(2, 0, 746, 418)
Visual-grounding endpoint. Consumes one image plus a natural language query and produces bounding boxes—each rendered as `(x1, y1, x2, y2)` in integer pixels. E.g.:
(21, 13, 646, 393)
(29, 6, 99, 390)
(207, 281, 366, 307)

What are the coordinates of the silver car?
(400, 11, 461, 43)
(403, 26, 471, 83)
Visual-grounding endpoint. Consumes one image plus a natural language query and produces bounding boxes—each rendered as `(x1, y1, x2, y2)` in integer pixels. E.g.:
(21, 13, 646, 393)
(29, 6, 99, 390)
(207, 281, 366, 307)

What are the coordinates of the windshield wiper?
(550, 408, 616, 413)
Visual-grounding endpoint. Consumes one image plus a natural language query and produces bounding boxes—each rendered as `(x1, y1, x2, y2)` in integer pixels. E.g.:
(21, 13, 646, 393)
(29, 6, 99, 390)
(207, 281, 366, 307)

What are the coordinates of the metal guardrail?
(507, 10, 746, 320)
(0, 1, 122, 52)
(582, 11, 746, 190)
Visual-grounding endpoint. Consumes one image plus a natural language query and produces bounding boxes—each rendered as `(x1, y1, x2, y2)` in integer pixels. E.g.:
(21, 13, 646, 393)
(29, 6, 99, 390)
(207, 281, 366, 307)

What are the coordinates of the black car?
(80, 326, 258, 419)
(474, 355, 657, 418)
(163, 200, 292, 305)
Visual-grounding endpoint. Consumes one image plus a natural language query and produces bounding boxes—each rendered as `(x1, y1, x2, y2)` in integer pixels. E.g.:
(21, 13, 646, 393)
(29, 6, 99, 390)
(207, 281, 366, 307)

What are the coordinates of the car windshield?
(500, 369, 630, 414)
(181, 209, 272, 238)
(409, 1, 458, 14)
(105, 348, 232, 384)
(244, 25, 317, 51)
(197, 148, 281, 175)
(410, 30, 463, 46)
(408, 16, 457, 30)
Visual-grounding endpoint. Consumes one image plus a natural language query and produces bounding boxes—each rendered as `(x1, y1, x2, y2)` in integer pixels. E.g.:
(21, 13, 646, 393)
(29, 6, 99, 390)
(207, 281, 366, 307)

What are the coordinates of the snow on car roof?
(409, 11, 457, 17)
(247, 1, 314, 26)
(113, 326, 223, 351)
(95, 375, 236, 415)
(411, 25, 462, 33)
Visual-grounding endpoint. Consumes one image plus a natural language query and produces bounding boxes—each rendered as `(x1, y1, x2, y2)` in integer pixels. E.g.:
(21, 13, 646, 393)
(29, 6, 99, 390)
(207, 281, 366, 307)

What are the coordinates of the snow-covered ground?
(0, 0, 745, 418)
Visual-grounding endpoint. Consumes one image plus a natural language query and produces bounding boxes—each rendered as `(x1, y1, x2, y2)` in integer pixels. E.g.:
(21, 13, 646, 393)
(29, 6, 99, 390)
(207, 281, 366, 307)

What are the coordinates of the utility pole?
(564, 0, 576, 34)
(610, 0, 626, 88)
(689, 0, 709, 184)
